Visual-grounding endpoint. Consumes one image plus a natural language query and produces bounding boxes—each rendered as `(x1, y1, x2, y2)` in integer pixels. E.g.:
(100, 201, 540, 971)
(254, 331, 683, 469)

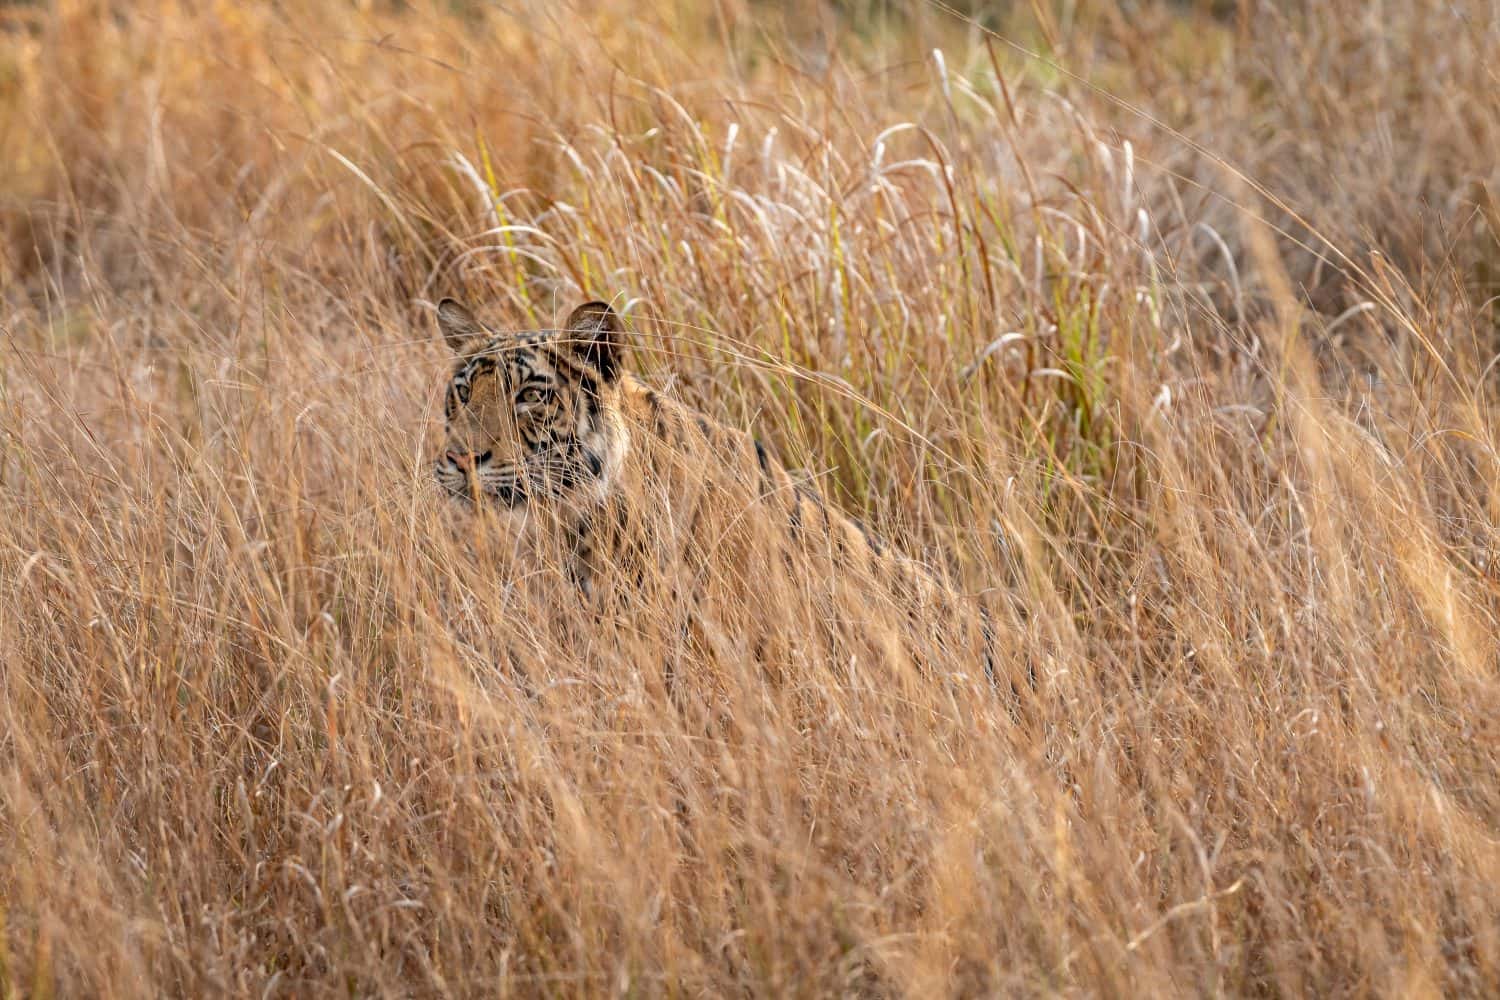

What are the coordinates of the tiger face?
(434, 298, 628, 510)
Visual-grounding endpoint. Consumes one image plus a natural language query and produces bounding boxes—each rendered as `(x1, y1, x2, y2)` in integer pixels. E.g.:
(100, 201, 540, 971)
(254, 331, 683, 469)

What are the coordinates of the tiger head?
(434, 298, 629, 510)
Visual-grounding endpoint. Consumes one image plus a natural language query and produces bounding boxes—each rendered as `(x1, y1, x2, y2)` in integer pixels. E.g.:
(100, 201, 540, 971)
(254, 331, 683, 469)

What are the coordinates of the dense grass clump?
(2, 1, 1498, 995)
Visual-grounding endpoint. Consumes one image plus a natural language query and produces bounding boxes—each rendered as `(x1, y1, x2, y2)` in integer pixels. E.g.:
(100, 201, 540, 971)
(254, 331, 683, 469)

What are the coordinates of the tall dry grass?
(1, 0, 1498, 995)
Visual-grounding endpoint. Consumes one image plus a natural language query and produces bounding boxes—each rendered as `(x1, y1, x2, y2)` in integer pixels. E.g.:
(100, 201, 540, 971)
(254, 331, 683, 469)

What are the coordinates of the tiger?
(433, 297, 1003, 691)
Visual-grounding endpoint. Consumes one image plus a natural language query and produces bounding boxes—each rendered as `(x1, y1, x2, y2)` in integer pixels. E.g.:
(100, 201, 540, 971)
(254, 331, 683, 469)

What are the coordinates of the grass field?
(3, 0, 1499, 995)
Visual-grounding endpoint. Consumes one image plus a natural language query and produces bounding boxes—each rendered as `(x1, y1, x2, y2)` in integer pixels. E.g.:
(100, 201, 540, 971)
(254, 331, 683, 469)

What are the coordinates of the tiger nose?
(445, 449, 471, 470)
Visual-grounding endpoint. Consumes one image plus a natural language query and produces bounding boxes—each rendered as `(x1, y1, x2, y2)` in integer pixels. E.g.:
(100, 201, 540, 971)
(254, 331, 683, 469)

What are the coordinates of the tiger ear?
(437, 297, 486, 356)
(564, 300, 625, 382)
